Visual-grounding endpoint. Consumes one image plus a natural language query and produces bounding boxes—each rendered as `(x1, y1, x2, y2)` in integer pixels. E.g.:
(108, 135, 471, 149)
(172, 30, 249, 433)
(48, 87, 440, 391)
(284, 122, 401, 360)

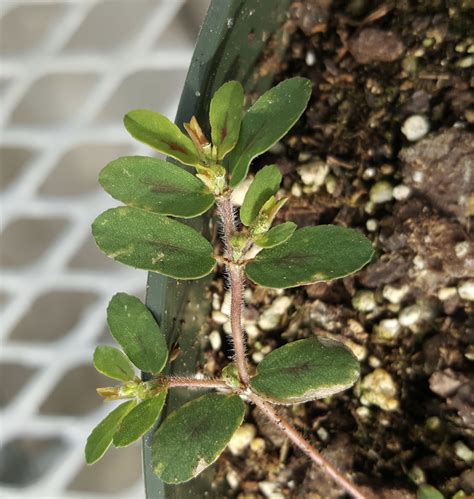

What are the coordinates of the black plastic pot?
(143, 1, 292, 496)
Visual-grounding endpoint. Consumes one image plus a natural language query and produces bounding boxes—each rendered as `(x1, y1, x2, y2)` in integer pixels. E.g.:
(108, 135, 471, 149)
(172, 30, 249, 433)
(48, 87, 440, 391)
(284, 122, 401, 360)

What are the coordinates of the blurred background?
(0, 1, 210, 497)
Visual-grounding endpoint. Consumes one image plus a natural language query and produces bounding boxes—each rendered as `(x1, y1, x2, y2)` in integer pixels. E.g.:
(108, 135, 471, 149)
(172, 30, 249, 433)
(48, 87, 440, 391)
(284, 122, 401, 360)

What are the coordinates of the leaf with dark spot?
(99, 156, 214, 218)
(152, 393, 245, 484)
(250, 338, 360, 404)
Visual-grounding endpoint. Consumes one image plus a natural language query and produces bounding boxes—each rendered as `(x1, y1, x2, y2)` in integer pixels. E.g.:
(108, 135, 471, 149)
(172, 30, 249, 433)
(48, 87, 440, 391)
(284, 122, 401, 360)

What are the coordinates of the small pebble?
(383, 284, 410, 304)
(209, 330, 222, 351)
(399, 304, 423, 327)
(370, 181, 393, 204)
(454, 441, 474, 464)
(258, 295, 293, 331)
(408, 465, 426, 485)
(220, 291, 231, 316)
(356, 406, 371, 419)
(228, 424, 256, 455)
(259, 481, 285, 499)
(401, 115, 430, 141)
(456, 55, 474, 68)
(458, 281, 474, 301)
(305, 49, 316, 66)
(352, 290, 377, 312)
(425, 416, 441, 431)
(346, 341, 367, 361)
(366, 219, 378, 231)
(212, 310, 228, 324)
(291, 183, 302, 197)
(455, 241, 469, 259)
(317, 427, 329, 442)
(437, 287, 458, 301)
(363, 167, 376, 179)
(360, 368, 399, 411)
(246, 323, 260, 339)
(250, 437, 266, 453)
(297, 160, 329, 191)
(252, 351, 264, 363)
(393, 184, 411, 200)
(375, 318, 401, 341)
(369, 356, 381, 368)
(226, 469, 240, 489)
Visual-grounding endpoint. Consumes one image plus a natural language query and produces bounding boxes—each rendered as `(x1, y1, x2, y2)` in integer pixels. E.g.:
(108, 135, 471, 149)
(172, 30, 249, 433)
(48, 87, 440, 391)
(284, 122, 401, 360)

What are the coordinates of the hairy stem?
(251, 395, 367, 499)
(216, 192, 364, 498)
(166, 377, 229, 391)
(216, 196, 250, 386)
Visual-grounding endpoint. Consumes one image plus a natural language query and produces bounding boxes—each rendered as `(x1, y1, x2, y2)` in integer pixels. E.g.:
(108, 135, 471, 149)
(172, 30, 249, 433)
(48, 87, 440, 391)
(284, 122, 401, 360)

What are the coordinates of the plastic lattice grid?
(0, 1, 210, 497)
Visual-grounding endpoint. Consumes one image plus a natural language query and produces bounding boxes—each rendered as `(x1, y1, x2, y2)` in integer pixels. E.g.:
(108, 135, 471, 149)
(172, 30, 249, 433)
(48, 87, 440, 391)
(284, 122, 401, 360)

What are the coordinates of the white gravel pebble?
(228, 424, 256, 456)
(383, 284, 410, 304)
(209, 330, 222, 351)
(458, 281, 474, 301)
(393, 184, 411, 200)
(370, 181, 393, 204)
(401, 115, 430, 141)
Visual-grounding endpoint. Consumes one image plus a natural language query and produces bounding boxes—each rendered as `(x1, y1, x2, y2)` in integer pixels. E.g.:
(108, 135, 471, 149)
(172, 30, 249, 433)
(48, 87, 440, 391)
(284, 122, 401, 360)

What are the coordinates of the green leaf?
(417, 485, 444, 499)
(228, 77, 312, 187)
(113, 393, 167, 448)
(245, 225, 374, 289)
(99, 156, 214, 218)
(153, 393, 245, 484)
(254, 222, 296, 248)
(107, 293, 168, 373)
(124, 110, 200, 167)
(240, 165, 282, 226)
(250, 338, 360, 404)
(93, 345, 135, 382)
(92, 207, 215, 279)
(210, 81, 244, 160)
(85, 400, 136, 464)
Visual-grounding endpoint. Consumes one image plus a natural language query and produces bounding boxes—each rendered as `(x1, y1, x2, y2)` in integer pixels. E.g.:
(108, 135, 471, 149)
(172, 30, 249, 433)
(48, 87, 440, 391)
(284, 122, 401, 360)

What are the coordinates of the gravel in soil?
(196, 1, 473, 497)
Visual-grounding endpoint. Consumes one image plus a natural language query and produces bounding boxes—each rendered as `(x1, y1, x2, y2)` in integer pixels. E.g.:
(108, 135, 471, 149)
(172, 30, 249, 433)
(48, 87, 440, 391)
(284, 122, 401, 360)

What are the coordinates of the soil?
(200, 1, 473, 497)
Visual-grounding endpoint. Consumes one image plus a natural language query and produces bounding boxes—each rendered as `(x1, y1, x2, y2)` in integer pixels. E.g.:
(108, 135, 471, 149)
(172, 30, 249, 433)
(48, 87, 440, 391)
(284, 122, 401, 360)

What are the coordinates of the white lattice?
(0, 1, 209, 497)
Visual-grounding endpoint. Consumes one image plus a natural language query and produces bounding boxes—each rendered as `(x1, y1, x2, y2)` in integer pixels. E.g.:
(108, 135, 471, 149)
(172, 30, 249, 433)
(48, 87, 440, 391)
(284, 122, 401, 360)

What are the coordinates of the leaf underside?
(113, 393, 167, 448)
(228, 77, 312, 187)
(250, 338, 360, 404)
(99, 156, 214, 218)
(93, 345, 135, 381)
(92, 207, 216, 280)
(107, 293, 168, 374)
(85, 400, 137, 464)
(124, 109, 200, 167)
(152, 393, 245, 484)
(245, 225, 374, 289)
(240, 164, 282, 226)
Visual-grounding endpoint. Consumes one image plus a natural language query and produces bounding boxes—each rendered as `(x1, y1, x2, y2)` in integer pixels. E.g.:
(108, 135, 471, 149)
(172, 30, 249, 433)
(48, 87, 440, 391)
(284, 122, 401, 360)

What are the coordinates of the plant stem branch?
(250, 394, 367, 499)
(166, 377, 229, 391)
(217, 196, 250, 386)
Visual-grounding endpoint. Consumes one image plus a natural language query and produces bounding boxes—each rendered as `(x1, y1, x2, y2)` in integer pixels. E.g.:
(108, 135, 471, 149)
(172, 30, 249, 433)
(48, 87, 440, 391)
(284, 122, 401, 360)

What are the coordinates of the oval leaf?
(240, 165, 282, 226)
(124, 110, 200, 167)
(210, 81, 244, 160)
(153, 393, 245, 484)
(245, 225, 374, 289)
(250, 338, 360, 404)
(107, 293, 168, 373)
(92, 207, 216, 279)
(85, 400, 136, 464)
(254, 222, 296, 248)
(113, 392, 167, 448)
(99, 156, 214, 218)
(93, 345, 135, 381)
(228, 77, 312, 187)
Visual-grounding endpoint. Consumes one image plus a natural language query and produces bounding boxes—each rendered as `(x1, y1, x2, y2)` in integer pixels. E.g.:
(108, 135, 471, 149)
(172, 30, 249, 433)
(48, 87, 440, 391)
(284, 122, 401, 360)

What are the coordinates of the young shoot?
(86, 78, 374, 498)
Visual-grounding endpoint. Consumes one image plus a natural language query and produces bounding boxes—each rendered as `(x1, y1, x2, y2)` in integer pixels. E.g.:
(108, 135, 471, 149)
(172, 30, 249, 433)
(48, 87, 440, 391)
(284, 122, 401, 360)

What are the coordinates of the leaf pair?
(125, 80, 244, 165)
(86, 293, 169, 464)
(85, 394, 166, 464)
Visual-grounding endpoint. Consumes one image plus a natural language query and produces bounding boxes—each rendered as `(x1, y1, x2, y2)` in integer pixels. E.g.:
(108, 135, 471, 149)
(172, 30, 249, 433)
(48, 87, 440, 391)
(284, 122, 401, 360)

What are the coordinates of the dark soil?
(203, 1, 473, 497)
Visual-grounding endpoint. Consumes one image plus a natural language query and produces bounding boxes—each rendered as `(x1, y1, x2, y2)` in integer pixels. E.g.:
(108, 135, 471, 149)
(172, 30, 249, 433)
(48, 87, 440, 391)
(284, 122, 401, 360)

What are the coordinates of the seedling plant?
(86, 77, 374, 498)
